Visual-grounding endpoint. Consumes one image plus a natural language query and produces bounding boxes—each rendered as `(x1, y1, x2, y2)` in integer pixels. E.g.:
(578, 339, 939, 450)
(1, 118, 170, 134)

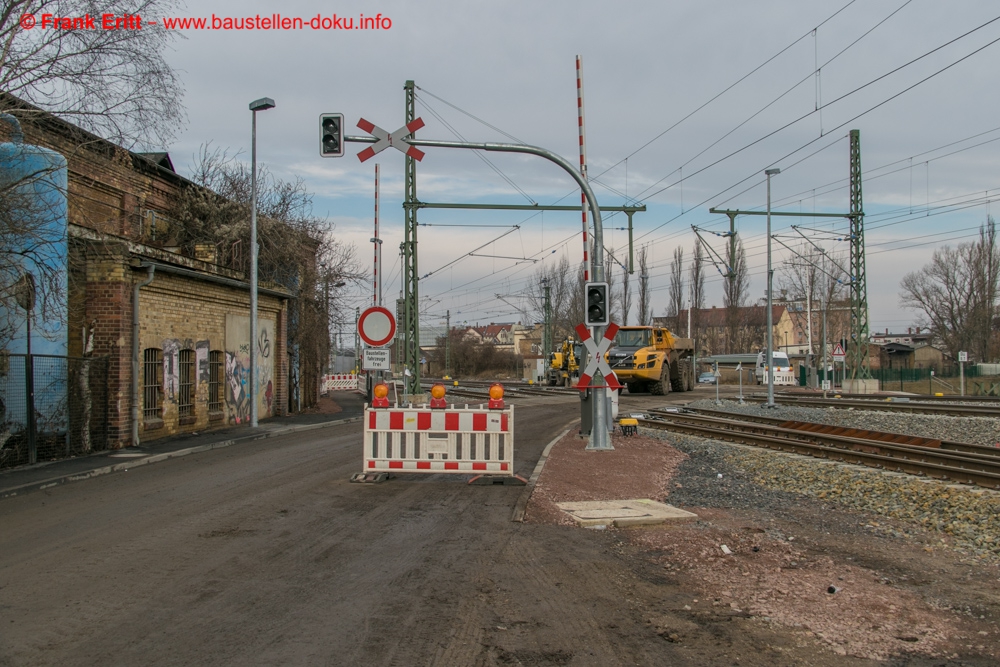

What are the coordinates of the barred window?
(143, 348, 163, 420)
(209, 350, 224, 412)
(178, 349, 194, 418)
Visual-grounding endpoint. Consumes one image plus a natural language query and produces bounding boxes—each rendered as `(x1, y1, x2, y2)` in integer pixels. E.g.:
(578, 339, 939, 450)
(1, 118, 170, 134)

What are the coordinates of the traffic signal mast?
(319, 113, 344, 157)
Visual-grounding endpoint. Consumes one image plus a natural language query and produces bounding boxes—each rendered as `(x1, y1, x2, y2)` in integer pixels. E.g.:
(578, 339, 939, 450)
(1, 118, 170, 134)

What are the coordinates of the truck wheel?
(670, 364, 694, 391)
(649, 366, 671, 396)
(670, 360, 686, 393)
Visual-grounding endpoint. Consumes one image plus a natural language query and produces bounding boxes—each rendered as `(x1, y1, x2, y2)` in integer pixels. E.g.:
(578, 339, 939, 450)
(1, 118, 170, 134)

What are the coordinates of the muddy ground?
(0, 387, 996, 665)
(524, 390, 1000, 665)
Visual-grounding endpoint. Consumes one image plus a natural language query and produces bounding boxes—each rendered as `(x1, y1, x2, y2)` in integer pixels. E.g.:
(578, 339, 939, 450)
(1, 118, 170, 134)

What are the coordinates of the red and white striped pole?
(576, 54, 591, 282)
(373, 163, 381, 306)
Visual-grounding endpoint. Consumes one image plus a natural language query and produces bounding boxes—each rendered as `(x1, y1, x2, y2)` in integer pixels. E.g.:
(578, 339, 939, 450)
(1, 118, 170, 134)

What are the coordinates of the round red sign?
(357, 306, 396, 347)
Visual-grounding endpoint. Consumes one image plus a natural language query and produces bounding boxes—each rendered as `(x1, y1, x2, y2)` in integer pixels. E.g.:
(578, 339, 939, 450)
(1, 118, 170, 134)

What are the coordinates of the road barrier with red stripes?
(362, 404, 514, 476)
(322, 374, 359, 392)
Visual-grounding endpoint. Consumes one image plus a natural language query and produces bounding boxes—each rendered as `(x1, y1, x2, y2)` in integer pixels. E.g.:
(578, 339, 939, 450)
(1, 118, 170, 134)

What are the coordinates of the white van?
(755, 351, 796, 385)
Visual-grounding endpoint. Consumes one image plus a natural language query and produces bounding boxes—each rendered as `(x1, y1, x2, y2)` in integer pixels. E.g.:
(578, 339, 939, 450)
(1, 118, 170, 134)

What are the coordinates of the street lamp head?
(765, 167, 781, 176)
(249, 97, 276, 112)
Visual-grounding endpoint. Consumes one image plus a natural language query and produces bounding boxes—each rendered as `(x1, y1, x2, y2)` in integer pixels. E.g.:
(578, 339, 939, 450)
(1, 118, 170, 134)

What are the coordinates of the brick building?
(663, 305, 794, 357)
(0, 95, 319, 448)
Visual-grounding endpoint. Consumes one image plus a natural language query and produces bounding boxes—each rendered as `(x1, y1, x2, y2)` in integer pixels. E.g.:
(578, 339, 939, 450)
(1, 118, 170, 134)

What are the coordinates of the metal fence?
(871, 366, 984, 384)
(0, 354, 109, 469)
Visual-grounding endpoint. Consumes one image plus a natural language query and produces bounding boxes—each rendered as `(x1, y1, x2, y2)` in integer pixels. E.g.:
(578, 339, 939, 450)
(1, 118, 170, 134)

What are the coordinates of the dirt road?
(0, 397, 690, 666)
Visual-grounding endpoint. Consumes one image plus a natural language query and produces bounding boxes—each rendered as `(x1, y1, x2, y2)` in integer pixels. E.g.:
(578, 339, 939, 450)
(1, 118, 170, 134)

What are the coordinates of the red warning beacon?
(372, 382, 390, 408)
(488, 383, 505, 410)
(429, 383, 448, 409)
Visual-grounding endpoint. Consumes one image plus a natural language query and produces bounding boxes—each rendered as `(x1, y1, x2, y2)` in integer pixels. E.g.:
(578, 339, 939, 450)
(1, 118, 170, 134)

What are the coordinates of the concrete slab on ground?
(556, 499, 698, 528)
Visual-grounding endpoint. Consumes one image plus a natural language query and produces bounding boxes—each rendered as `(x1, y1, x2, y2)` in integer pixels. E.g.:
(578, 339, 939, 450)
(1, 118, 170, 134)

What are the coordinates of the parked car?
(698, 372, 717, 384)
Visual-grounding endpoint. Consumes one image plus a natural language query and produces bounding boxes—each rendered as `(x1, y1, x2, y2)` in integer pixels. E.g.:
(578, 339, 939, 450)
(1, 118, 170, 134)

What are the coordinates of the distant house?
(470, 323, 515, 347)
(661, 305, 794, 357)
(871, 328, 933, 347)
(871, 328, 946, 371)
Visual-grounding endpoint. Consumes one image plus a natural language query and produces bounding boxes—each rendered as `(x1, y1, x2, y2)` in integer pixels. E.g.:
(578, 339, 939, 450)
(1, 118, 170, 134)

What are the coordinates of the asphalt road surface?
(0, 396, 691, 666)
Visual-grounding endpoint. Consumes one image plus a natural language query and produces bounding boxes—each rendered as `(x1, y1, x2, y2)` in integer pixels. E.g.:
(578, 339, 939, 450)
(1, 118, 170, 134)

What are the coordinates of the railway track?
(421, 379, 576, 400)
(746, 393, 1000, 418)
(637, 408, 1000, 490)
(775, 390, 1000, 404)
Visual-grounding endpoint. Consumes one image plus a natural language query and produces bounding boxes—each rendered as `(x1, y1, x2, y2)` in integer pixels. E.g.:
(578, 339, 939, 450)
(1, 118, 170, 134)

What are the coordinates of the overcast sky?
(159, 0, 1000, 336)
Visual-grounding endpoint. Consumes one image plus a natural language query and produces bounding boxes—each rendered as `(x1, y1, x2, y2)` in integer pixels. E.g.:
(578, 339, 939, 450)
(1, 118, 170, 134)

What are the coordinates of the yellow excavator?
(546, 338, 583, 387)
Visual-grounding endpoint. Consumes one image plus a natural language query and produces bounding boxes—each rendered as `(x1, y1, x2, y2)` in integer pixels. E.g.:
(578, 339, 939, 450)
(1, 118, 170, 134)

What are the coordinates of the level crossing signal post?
(321, 105, 614, 451)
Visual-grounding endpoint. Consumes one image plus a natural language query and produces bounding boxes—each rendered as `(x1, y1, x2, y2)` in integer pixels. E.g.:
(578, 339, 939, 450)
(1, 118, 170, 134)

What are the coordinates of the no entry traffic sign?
(358, 306, 396, 347)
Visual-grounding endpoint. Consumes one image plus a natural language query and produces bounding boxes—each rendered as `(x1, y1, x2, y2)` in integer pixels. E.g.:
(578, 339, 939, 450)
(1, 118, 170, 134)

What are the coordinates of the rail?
(749, 394, 1000, 418)
(637, 409, 1000, 489)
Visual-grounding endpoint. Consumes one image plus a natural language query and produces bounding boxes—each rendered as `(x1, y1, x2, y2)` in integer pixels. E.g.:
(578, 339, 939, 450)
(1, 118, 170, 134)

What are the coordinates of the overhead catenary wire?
(370, 13, 1000, 329)
(636, 14, 1000, 222)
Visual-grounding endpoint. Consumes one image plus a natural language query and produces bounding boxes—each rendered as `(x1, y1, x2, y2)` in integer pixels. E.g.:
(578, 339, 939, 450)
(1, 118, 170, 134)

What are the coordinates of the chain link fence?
(0, 354, 109, 469)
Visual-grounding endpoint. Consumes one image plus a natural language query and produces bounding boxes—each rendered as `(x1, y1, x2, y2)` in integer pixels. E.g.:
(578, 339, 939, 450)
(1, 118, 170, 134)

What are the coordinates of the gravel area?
(646, 400, 1000, 564)
(688, 398, 1000, 448)
(527, 417, 1000, 662)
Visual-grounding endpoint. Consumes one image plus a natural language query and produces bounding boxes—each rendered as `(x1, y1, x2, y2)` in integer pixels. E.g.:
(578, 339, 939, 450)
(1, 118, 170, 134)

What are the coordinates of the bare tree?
(900, 217, 1000, 361)
(667, 246, 684, 330)
(526, 255, 583, 342)
(170, 146, 364, 406)
(1, 1, 185, 347)
(688, 238, 706, 348)
(605, 248, 618, 324)
(779, 243, 850, 354)
(722, 238, 749, 352)
(0, 0, 185, 149)
(620, 260, 632, 326)
(637, 246, 651, 326)
(430, 330, 521, 379)
(0, 151, 65, 348)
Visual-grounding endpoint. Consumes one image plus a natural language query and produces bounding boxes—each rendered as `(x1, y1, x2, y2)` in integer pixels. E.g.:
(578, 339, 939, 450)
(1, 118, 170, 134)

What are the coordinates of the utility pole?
(354, 306, 360, 374)
(445, 309, 451, 376)
(402, 80, 420, 397)
(543, 279, 552, 360)
(822, 301, 828, 387)
(765, 167, 780, 408)
(848, 129, 870, 381)
(323, 268, 330, 373)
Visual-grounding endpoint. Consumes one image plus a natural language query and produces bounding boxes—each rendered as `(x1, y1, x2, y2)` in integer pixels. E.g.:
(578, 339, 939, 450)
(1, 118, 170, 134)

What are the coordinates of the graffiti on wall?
(196, 340, 210, 384)
(160, 338, 196, 412)
(162, 338, 180, 401)
(225, 315, 274, 424)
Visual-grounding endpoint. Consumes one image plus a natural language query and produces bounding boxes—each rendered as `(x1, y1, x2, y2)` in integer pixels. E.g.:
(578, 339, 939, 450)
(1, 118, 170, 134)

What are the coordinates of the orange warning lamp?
(372, 382, 390, 408)
(430, 383, 447, 409)
(488, 383, 505, 410)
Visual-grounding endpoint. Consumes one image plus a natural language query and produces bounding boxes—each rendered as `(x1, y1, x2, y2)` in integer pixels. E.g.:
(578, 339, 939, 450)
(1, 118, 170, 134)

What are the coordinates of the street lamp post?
(249, 97, 275, 428)
(765, 167, 780, 408)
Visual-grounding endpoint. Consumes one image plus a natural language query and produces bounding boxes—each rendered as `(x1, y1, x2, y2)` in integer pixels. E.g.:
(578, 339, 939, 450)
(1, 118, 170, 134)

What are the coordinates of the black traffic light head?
(585, 282, 609, 326)
(320, 113, 344, 157)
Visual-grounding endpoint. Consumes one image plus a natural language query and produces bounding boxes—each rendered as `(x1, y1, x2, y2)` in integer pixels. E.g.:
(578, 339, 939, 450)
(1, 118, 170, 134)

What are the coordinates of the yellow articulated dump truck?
(606, 326, 695, 395)
(546, 338, 583, 387)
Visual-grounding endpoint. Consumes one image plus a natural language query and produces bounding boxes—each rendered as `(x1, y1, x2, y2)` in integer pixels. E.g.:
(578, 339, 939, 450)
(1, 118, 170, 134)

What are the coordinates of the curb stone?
(511, 421, 578, 523)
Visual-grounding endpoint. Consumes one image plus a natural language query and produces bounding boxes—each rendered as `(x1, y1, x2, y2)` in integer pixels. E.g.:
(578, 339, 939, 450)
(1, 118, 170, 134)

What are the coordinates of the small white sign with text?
(363, 348, 391, 371)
